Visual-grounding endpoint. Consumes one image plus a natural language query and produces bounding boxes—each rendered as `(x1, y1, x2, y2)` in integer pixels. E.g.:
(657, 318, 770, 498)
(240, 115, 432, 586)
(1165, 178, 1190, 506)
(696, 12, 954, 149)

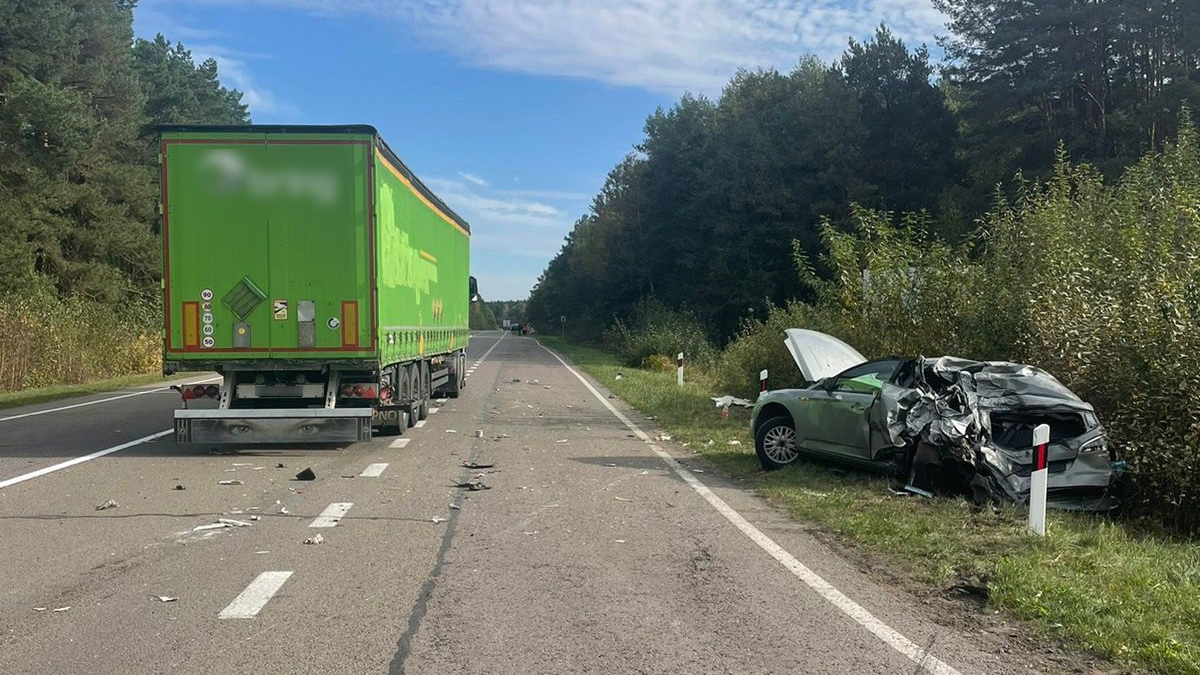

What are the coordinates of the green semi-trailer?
(159, 125, 473, 444)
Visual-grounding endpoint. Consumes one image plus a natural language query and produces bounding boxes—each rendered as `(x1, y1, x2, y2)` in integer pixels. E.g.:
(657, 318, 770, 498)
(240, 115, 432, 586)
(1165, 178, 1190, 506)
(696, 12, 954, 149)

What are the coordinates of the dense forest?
(527, 0, 1200, 340)
(0, 0, 248, 389)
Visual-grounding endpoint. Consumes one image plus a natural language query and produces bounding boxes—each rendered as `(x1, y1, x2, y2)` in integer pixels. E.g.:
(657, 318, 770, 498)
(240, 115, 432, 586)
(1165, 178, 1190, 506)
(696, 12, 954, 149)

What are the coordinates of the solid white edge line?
(389, 438, 411, 449)
(218, 571, 293, 619)
(309, 502, 354, 528)
(0, 429, 174, 489)
(360, 463, 388, 477)
(414, 420, 427, 428)
(536, 341, 965, 675)
(0, 376, 221, 423)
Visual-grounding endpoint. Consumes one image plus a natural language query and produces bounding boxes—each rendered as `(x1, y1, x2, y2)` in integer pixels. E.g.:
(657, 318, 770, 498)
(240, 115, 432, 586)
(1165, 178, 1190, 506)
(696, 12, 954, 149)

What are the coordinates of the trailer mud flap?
(175, 409, 372, 444)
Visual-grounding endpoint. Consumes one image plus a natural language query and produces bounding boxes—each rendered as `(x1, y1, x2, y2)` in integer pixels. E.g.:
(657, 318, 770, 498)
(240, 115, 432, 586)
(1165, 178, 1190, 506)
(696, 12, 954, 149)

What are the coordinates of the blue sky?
(135, 0, 947, 301)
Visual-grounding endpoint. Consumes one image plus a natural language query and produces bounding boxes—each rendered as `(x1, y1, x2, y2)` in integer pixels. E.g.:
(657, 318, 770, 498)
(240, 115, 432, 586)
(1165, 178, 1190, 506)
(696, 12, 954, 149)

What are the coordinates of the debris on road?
(217, 518, 252, 527)
(151, 595, 178, 603)
(94, 499, 119, 511)
(693, 469, 705, 473)
(462, 462, 495, 469)
(449, 503, 461, 510)
(192, 523, 230, 532)
(453, 481, 492, 491)
(615, 540, 626, 544)
(294, 468, 316, 481)
(475, 430, 483, 438)
(556, 439, 569, 443)
(653, 434, 671, 442)
(511, 378, 522, 383)
(231, 462, 252, 467)
(174, 485, 186, 490)
(728, 440, 741, 446)
(51, 607, 71, 613)
(276, 463, 286, 469)
(528, 379, 540, 385)
(33, 607, 46, 612)
(249, 515, 261, 521)
(446, 429, 458, 434)
(217, 480, 243, 486)
(615, 497, 633, 502)
(303, 533, 325, 545)
(604, 463, 617, 467)
(431, 516, 447, 524)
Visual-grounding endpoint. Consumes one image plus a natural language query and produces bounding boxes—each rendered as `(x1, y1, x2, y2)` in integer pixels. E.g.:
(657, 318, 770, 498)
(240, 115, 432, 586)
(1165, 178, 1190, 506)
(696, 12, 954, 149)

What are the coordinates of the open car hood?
(783, 329, 867, 382)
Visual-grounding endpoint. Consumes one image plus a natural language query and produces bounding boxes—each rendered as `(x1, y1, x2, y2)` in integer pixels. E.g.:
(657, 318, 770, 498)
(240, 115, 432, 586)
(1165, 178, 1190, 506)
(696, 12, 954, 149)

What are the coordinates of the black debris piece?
(295, 468, 317, 481)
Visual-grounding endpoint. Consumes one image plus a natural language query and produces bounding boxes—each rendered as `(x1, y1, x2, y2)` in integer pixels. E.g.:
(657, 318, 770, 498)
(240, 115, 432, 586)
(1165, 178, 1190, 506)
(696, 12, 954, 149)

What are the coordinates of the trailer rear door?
(162, 133, 374, 359)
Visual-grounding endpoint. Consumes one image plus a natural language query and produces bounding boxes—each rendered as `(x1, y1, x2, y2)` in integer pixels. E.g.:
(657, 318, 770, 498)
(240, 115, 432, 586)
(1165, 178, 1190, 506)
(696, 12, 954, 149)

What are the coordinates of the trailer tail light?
(379, 386, 394, 403)
(341, 301, 358, 348)
(192, 385, 207, 398)
(205, 385, 219, 398)
(339, 384, 378, 399)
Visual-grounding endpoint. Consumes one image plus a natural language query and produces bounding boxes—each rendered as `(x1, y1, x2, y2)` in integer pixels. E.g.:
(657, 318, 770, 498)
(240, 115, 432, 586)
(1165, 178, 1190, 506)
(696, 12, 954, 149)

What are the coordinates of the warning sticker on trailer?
(272, 299, 288, 320)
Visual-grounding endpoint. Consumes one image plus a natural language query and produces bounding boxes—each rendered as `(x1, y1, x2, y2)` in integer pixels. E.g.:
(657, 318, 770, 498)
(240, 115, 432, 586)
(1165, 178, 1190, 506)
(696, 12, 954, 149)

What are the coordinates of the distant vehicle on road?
(751, 329, 1118, 510)
(160, 124, 472, 444)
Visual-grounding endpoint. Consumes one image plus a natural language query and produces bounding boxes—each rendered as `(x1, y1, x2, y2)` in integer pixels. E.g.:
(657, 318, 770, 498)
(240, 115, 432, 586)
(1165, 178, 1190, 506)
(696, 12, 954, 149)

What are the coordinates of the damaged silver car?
(750, 329, 1120, 510)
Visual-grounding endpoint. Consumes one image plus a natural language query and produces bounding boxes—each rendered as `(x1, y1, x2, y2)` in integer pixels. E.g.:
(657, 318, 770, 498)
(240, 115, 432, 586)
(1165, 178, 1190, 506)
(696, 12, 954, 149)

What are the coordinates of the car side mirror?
(823, 378, 838, 393)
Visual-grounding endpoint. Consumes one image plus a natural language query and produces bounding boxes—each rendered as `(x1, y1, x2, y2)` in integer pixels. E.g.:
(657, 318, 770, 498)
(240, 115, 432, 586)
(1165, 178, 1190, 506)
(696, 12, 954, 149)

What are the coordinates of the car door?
(799, 359, 901, 461)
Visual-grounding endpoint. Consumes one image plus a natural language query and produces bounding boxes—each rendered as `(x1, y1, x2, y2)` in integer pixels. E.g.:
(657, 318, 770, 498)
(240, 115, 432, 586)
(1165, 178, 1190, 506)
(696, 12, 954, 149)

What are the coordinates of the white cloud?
(164, 0, 946, 94)
(458, 172, 489, 187)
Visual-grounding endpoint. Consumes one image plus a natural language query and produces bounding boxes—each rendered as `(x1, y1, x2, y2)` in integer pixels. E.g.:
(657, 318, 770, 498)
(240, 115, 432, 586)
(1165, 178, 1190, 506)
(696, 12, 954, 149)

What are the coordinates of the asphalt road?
(0, 331, 1058, 674)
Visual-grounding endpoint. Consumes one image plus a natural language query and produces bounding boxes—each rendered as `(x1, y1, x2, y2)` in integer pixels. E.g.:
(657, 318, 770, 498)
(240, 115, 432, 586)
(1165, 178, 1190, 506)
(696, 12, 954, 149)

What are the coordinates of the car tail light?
(205, 385, 219, 398)
(361, 385, 376, 399)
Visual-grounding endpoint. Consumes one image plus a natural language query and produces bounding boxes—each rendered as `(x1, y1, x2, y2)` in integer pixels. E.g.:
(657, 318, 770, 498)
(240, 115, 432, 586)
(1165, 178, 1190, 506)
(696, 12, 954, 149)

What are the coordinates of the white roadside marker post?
(1028, 423, 1050, 536)
(676, 352, 684, 387)
(759, 369, 769, 398)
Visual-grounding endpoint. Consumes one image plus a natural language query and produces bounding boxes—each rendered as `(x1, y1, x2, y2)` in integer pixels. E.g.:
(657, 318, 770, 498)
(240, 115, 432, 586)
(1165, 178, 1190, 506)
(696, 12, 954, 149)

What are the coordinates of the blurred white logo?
(200, 149, 339, 205)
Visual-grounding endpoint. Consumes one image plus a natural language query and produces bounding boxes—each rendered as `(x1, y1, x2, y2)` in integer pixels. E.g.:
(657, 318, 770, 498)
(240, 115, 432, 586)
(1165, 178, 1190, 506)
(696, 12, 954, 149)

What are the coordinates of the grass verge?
(539, 336, 1200, 675)
(0, 371, 193, 411)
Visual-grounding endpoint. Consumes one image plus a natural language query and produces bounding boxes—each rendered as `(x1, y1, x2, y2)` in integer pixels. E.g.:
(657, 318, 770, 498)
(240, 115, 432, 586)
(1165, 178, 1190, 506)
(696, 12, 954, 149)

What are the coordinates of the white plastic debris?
(446, 429, 458, 434)
(653, 434, 671, 442)
(152, 595, 178, 603)
(431, 516, 447, 524)
(192, 523, 230, 532)
(218, 480, 243, 486)
(217, 518, 252, 528)
(303, 533, 325, 545)
(711, 395, 753, 409)
(556, 439, 569, 443)
(249, 515, 261, 521)
(475, 430, 483, 438)
(51, 607, 71, 613)
(615, 497, 632, 502)
(95, 499, 119, 511)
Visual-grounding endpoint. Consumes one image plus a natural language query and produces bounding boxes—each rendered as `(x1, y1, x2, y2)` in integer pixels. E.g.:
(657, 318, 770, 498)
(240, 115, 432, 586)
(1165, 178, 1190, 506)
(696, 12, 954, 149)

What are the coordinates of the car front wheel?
(755, 416, 799, 470)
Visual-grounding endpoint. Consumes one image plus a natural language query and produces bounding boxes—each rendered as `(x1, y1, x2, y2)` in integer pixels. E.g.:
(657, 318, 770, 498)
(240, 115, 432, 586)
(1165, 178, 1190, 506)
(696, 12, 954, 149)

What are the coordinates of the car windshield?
(831, 359, 901, 393)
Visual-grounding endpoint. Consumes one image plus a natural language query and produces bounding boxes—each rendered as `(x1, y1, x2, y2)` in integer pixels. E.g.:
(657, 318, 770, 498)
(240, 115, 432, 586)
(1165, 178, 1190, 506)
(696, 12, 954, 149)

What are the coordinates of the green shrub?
(0, 284, 160, 392)
(603, 296, 716, 367)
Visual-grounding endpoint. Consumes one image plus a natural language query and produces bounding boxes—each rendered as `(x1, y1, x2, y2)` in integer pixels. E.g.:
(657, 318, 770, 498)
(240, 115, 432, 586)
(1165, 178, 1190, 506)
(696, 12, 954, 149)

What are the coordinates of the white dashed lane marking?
(218, 571, 293, 619)
(429, 408, 439, 414)
(389, 438, 411, 449)
(360, 463, 388, 477)
(309, 502, 353, 528)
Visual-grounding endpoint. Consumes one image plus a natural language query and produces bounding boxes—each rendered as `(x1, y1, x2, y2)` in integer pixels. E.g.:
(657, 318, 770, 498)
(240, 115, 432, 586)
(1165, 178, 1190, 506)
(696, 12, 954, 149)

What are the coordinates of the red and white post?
(1028, 423, 1050, 536)
(676, 352, 684, 387)
(759, 369, 769, 397)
